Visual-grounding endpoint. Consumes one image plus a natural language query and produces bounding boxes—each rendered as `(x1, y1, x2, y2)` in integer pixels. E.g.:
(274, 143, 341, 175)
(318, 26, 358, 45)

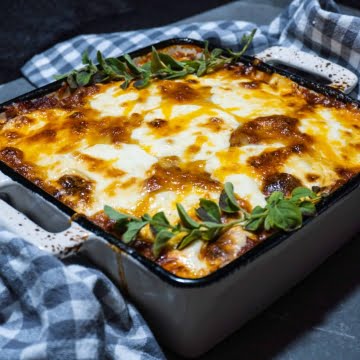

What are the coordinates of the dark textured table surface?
(0, 0, 234, 84)
(1, 1, 360, 359)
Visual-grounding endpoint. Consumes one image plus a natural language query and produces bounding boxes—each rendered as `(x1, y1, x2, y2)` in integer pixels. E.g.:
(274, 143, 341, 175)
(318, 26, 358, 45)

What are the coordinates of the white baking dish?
(0, 39, 359, 358)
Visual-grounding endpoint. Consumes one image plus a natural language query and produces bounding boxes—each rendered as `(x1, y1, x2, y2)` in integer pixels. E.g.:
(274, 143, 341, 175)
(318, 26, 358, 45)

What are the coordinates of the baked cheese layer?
(1, 47, 359, 278)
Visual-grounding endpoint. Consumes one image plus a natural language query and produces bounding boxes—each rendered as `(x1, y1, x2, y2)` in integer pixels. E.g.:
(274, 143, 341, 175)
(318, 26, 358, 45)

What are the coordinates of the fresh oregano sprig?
(244, 187, 321, 232)
(104, 182, 321, 257)
(55, 29, 256, 90)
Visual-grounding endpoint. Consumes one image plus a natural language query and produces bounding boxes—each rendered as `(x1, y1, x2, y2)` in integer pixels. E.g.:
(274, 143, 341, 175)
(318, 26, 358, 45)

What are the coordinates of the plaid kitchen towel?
(0, 228, 165, 360)
(22, 0, 360, 97)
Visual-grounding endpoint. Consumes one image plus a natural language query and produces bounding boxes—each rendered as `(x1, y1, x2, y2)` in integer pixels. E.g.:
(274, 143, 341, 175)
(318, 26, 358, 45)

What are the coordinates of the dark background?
(1, 0, 359, 85)
(0, 0, 233, 84)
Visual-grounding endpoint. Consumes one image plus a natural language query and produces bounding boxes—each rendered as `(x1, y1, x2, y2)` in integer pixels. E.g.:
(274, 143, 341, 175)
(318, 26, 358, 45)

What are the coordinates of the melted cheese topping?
(1, 47, 359, 278)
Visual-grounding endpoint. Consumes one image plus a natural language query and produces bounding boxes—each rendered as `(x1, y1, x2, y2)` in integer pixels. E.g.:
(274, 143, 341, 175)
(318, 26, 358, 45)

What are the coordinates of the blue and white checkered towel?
(22, 0, 360, 98)
(0, 229, 165, 360)
(2, 0, 359, 359)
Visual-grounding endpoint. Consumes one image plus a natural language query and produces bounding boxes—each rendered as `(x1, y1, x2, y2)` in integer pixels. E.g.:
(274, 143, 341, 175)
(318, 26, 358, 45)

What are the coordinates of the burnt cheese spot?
(4, 97, 58, 119)
(230, 115, 311, 147)
(226, 63, 272, 83)
(335, 167, 357, 180)
(4, 85, 99, 119)
(185, 144, 201, 155)
(148, 119, 168, 128)
(159, 81, 200, 102)
(96, 113, 143, 144)
(240, 81, 261, 89)
(201, 117, 224, 132)
(60, 85, 99, 110)
(132, 239, 156, 261)
(27, 128, 57, 142)
(143, 159, 221, 193)
(262, 172, 302, 196)
(248, 144, 307, 175)
(89, 211, 114, 231)
(69, 111, 84, 119)
(56, 174, 94, 207)
(77, 154, 125, 178)
(294, 85, 348, 109)
(186, 79, 199, 84)
(4, 131, 20, 140)
(4, 115, 34, 128)
(57, 175, 93, 196)
(331, 167, 359, 190)
(200, 236, 256, 267)
(70, 120, 89, 135)
(0, 146, 24, 166)
(0, 146, 44, 186)
(158, 255, 200, 279)
(306, 173, 320, 182)
(101, 126, 127, 143)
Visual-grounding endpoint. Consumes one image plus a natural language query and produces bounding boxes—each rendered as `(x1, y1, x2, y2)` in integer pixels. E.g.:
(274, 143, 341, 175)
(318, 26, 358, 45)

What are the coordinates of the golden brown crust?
(0, 46, 359, 278)
(230, 115, 311, 147)
(143, 161, 222, 194)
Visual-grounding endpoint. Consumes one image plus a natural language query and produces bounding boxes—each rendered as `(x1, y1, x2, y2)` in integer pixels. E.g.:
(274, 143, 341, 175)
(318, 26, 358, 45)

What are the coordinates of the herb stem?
(104, 183, 321, 257)
(56, 30, 257, 90)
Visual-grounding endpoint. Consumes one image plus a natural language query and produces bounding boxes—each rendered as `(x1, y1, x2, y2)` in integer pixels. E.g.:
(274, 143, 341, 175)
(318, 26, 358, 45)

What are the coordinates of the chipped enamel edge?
(256, 46, 358, 94)
(0, 179, 92, 256)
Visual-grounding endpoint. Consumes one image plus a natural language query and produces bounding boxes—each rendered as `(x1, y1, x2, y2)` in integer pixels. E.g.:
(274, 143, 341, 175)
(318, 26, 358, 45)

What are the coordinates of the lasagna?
(0, 45, 359, 278)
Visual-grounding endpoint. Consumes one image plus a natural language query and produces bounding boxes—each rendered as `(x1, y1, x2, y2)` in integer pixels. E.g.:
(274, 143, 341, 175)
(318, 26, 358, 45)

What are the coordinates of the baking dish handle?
(0, 198, 89, 256)
(256, 46, 358, 94)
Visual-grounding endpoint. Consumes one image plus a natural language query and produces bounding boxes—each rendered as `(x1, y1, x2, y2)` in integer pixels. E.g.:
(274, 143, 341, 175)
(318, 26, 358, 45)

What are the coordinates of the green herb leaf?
(106, 57, 127, 75)
(141, 61, 152, 72)
(196, 61, 207, 77)
(267, 191, 284, 204)
(290, 187, 317, 202)
(67, 74, 78, 89)
(133, 73, 151, 89)
(199, 227, 221, 242)
(97, 51, 120, 78)
(54, 73, 70, 80)
(243, 186, 320, 233)
(75, 71, 92, 86)
(122, 220, 148, 243)
(82, 50, 91, 65)
(298, 201, 316, 216)
(227, 29, 256, 59)
(120, 72, 134, 89)
(211, 48, 223, 58)
(163, 69, 189, 80)
(104, 205, 139, 222)
(196, 198, 221, 223)
(177, 229, 202, 250)
(267, 200, 302, 231)
(92, 71, 109, 84)
(151, 47, 167, 73)
(176, 204, 200, 229)
(219, 182, 241, 213)
(123, 54, 143, 75)
(244, 206, 267, 231)
(153, 230, 174, 257)
(150, 211, 171, 234)
(158, 53, 185, 70)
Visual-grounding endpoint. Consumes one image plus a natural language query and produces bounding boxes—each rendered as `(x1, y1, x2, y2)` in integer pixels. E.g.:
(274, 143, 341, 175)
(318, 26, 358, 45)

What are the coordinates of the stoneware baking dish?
(0, 38, 359, 358)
